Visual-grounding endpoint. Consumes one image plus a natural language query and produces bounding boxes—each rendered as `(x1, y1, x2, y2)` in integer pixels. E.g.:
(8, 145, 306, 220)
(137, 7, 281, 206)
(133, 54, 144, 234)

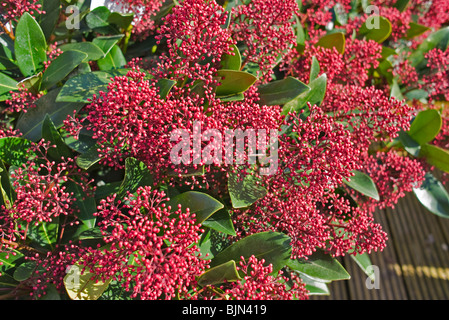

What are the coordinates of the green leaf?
(419, 143, 449, 173)
(390, 78, 404, 101)
(202, 207, 236, 236)
(343, 170, 380, 201)
(13, 261, 37, 282)
(315, 32, 346, 54)
(107, 12, 134, 29)
(394, 0, 410, 11)
(398, 131, 421, 157)
(92, 35, 125, 56)
(76, 144, 101, 170)
(40, 50, 88, 90)
(59, 42, 106, 62)
(0, 137, 34, 167)
(0, 35, 17, 71)
(350, 252, 376, 282)
(27, 219, 59, 251)
(14, 12, 47, 77)
(282, 73, 327, 115)
(42, 114, 73, 160)
(64, 263, 111, 300)
(215, 69, 257, 96)
(228, 170, 267, 208)
(116, 157, 153, 199)
(298, 273, 330, 295)
(358, 16, 392, 43)
(413, 171, 449, 218)
(56, 70, 128, 103)
(85, 6, 117, 34)
(0, 72, 18, 96)
(0, 250, 24, 273)
(220, 44, 241, 70)
(408, 27, 449, 68)
(407, 109, 442, 146)
(155, 78, 176, 99)
(406, 22, 430, 39)
(15, 88, 85, 142)
(287, 250, 350, 282)
(309, 56, 320, 82)
(34, 0, 61, 40)
(65, 181, 97, 228)
(210, 231, 292, 274)
(197, 260, 241, 287)
(167, 191, 224, 224)
(97, 45, 126, 70)
(257, 77, 310, 106)
(0, 160, 14, 207)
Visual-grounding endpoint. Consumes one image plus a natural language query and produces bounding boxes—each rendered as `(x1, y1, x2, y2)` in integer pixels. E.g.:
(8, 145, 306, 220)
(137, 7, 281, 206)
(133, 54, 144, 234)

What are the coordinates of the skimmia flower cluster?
(1, 0, 448, 302)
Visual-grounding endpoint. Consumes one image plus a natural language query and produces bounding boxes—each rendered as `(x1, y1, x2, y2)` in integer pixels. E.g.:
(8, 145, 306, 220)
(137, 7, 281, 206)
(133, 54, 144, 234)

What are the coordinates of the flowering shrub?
(0, 0, 448, 301)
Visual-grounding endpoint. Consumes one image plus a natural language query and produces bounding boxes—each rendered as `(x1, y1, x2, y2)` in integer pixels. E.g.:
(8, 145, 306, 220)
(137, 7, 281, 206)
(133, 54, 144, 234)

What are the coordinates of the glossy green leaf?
(0, 160, 14, 207)
(14, 12, 47, 77)
(343, 170, 380, 201)
(215, 69, 257, 96)
(197, 260, 241, 286)
(76, 144, 102, 170)
(359, 16, 392, 43)
(0, 137, 34, 167)
(17, 73, 43, 96)
(202, 207, 236, 236)
(64, 263, 111, 300)
(394, 0, 410, 11)
(97, 45, 126, 70)
(34, 0, 61, 40)
(0, 72, 18, 96)
(406, 22, 430, 39)
(309, 56, 320, 82)
(15, 88, 85, 141)
(398, 131, 421, 157)
(42, 114, 73, 160)
(413, 171, 449, 218)
(155, 78, 176, 99)
(408, 109, 442, 146)
(167, 191, 224, 224)
(228, 170, 267, 208)
(107, 12, 134, 29)
(408, 27, 449, 68)
(59, 42, 106, 62)
(85, 6, 116, 33)
(315, 32, 346, 54)
(13, 261, 37, 282)
(0, 34, 16, 71)
(287, 249, 350, 282)
(27, 219, 59, 250)
(56, 69, 128, 103)
(40, 50, 88, 90)
(257, 76, 310, 106)
(0, 250, 24, 273)
(210, 231, 292, 274)
(419, 143, 449, 173)
(65, 181, 97, 228)
(220, 44, 241, 70)
(350, 252, 376, 281)
(116, 157, 153, 199)
(282, 73, 327, 115)
(92, 35, 124, 56)
(298, 273, 330, 295)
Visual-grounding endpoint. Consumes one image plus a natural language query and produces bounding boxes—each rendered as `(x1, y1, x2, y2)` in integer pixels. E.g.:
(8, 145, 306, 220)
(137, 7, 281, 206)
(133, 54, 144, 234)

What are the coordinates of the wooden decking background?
(312, 193, 449, 300)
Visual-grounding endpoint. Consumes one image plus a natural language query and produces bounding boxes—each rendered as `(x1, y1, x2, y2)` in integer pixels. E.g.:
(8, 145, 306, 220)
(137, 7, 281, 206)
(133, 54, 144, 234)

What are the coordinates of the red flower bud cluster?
(80, 186, 209, 300)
